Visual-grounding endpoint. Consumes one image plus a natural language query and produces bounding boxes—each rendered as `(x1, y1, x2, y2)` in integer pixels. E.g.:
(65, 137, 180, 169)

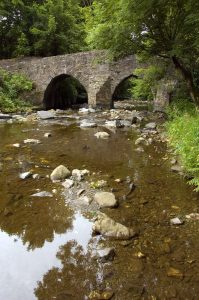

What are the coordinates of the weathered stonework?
(0, 51, 137, 108)
(0, 50, 171, 110)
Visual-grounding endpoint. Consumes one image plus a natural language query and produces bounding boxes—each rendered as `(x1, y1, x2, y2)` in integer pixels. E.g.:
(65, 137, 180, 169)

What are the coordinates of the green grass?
(166, 100, 199, 191)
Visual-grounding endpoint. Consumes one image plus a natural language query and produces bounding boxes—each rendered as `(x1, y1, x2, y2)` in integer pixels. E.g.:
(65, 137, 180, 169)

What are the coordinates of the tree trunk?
(172, 56, 199, 106)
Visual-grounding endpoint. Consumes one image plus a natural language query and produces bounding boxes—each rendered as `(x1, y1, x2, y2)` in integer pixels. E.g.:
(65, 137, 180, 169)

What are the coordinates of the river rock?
(145, 122, 157, 130)
(93, 212, 136, 239)
(135, 137, 146, 146)
(19, 171, 32, 179)
(96, 247, 115, 262)
(185, 213, 199, 220)
(0, 113, 12, 119)
(31, 191, 53, 197)
(37, 110, 55, 119)
(120, 120, 132, 127)
(79, 108, 89, 114)
(94, 192, 118, 208)
(170, 217, 184, 225)
(44, 132, 52, 138)
(80, 120, 97, 128)
(80, 195, 92, 204)
(13, 143, 20, 148)
(94, 132, 110, 139)
(72, 169, 90, 181)
(131, 116, 139, 124)
(105, 120, 123, 128)
(171, 165, 183, 173)
(32, 174, 40, 179)
(24, 139, 41, 144)
(62, 179, 74, 188)
(50, 165, 71, 181)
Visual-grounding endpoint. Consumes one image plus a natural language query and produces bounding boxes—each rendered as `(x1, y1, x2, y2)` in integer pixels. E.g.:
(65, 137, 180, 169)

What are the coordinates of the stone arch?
(43, 74, 88, 110)
(111, 74, 135, 105)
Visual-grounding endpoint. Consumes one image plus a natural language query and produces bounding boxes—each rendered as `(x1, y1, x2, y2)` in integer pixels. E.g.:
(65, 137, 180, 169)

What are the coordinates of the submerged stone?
(167, 267, 184, 279)
(94, 132, 110, 139)
(37, 110, 55, 119)
(31, 191, 53, 197)
(96, 247, 115, 262)
(19, 171, 32, 179)
(93, 212, 136, 239)
(24, 139, 41, 144)
(170, 217, 184, 225)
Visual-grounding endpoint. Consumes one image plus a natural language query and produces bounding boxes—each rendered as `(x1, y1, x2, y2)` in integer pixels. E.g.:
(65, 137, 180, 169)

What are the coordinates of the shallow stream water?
(0, 114, 198, 300)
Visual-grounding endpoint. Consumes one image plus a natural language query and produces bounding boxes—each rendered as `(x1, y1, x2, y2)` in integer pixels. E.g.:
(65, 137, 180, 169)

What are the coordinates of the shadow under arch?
(43, 74, 88, 110)
(112, 74, 136, 106)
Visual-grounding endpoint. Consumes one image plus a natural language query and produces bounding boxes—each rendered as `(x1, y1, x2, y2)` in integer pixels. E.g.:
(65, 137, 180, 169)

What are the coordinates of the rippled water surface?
(0, 118, 199, 299)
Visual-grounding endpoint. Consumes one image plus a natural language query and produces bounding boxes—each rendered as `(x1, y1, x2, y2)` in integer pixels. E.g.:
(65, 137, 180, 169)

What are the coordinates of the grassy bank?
(0, 68, 33, 113)
(166, 101, 199, 191)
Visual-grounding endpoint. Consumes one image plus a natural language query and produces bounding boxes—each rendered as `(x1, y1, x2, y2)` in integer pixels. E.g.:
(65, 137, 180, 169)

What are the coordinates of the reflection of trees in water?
(34, 240, 101, 300)
(0, 196, 73, 250)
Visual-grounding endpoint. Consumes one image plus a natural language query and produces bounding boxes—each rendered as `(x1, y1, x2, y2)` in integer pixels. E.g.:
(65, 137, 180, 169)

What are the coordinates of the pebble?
(19, 171, 32, 179)
(62, 179, 74, 189)
(96, 247, 115, 262)
(13, 143, 20, 148)
(94, 132, 110, 139)
(44, 132, 52, 138)
(167, 267, 184, 279)
(32, 174, 40, 179)
(24, 139, 41, 144)
(170, 217, 184, 225)
(31, 191, 53, 197)
(185, 213, 199, 220)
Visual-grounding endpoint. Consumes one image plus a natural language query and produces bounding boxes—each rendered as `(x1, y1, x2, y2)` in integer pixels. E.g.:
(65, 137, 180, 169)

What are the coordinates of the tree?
(87, 0, 199, 106)
(0, 0, 85, 58)
(31, 0, 85, 56)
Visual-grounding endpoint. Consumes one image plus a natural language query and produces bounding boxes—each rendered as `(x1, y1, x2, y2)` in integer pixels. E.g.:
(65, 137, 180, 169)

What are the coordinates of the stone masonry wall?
(0, 50, 172, 110)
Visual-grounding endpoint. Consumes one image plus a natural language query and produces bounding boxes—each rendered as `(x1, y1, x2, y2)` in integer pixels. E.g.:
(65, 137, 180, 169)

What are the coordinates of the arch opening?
(43, 74, 88, 110)
(112, 75, 134, 103)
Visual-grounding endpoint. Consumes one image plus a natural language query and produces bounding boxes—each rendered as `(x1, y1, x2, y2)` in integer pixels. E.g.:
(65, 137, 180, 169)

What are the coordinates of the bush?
(166, 101, 199, 191)
(0, 68, 33, 112)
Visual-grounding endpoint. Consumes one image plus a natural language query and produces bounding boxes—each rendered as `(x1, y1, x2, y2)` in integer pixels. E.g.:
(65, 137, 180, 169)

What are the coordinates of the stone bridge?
(0, 50, 170, 110)
(0, 50, 138, 109)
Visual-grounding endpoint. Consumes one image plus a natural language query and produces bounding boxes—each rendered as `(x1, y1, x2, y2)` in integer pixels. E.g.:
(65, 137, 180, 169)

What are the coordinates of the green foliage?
(86, 0, 199, 105)
(0, 68, 32, 112)
(129, 64, 166, 101)
(0, 0, 86, 58)
(31, 0, 85, 56)
(166, 102, 199, 191)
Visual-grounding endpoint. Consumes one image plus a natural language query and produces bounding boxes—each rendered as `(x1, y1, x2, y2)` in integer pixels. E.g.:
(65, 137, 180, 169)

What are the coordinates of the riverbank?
(166, 101, 199, 191)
